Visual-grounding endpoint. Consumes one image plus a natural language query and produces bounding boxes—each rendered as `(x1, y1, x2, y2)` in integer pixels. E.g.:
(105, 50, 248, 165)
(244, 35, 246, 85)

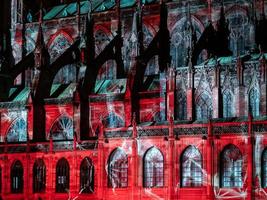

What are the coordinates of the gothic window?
(171, 17, 203, 68)
(50, 116, 73, 140)
(249, 87, 260, 117)
(262, 148, 267, 188)
(6, 118, 27, 143)
(195, 92, 213, 120)
(143, 147, 164, 188)
(11, 160, 23, 193)
(223, 89, 233, 118)
(33, 159, 46, 193)
(103, 113, 124, 128)
(49, 33, 72, 62)
(176, 91, 187, 120)
(181, 146, 203, 187)
(56, 158, 70, 193)
(80, 157, 94, 193)
(228, 11, 248, 56)
(220, 144, 243, 188)
(108, 148, 128, 188)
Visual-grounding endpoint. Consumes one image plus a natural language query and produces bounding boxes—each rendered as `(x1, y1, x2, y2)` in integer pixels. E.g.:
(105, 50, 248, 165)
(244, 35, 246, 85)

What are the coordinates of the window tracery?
(171, 17, 203, 68)
(227, 10, 249, 56)
(249, 87, 260, 117)
(50, 116, 73, 140)
(49, 33, 72, 62)
(223, 89, 233, 118)
(181, 146, 203, 187)
(220, 144, 243, 188)
(108, 148, 128, 188)
(6, 118, 27, 143)
(103, 113, 124, 128)
(195, 92, 213, 120)
(143, 147, 164, 188)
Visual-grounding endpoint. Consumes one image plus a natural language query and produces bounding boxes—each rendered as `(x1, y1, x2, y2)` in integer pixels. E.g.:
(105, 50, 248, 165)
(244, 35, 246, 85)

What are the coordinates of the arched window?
(262, 148, 267, 188)
(223, 89, 233, 118)
(80, 157, 94, 193)
(143, 147, 164, 188)
(228, 11, 248, 56)
(11, 160, 23, 193)
(176, 91, 187, 120)
(171, 17, 203, 68)
(56, 158, 70, 193)
(195, 92, 213, 120)
(33, 159, 46, 193)
(103, 113, 124, 128)
(220, 144, 243, 188)
(108, 148, 128, 188)
(181, 146, 203, 187)
(6, 118, 27, 143)
(50, 116, 73, 140)
(249, 88, 260, 117)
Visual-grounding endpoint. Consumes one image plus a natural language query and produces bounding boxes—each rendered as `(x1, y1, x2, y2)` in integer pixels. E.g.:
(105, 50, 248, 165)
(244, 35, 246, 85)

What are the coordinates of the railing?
(1, 119, 267, 153)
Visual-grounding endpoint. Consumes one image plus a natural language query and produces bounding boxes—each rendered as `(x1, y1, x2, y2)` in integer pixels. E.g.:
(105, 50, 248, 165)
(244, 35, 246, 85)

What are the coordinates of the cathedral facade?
(0, 0, 267, 199)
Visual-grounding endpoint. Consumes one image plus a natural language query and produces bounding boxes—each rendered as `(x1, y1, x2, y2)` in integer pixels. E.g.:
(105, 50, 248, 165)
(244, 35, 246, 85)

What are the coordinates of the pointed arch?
(6, 118, 27, 143)
(33, 159, 46, 193)
(11, 160, 23, 193)
(56, 158, 70, 193)
(220, 144, 243, 188)
(226, 6, 249, 56)
(170, 16, 204, 68)
(223, 89, 234, 118)
(50, 115, 73, 140)
(195, 91, 213, 120)
(103, 113, 124, 128)
(80, 157, 94, 193)
(180, 146, 203, 187)
(108, 148, 128, 188)
(143, 147, 164, 188)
